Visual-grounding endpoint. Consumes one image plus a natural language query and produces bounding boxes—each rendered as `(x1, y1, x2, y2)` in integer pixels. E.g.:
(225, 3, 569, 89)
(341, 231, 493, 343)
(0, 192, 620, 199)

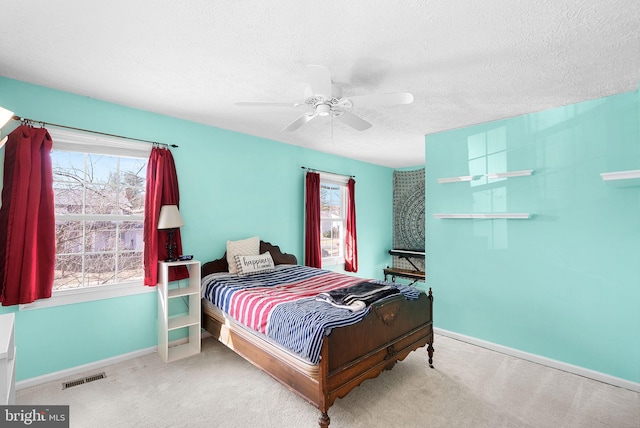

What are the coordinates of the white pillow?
(234, 252, 275, 276)
(226, 236, 260, 274)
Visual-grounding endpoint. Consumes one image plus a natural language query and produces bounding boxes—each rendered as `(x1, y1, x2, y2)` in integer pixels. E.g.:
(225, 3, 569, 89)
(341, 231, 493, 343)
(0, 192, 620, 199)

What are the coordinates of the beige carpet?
(17, 335, 640, 428)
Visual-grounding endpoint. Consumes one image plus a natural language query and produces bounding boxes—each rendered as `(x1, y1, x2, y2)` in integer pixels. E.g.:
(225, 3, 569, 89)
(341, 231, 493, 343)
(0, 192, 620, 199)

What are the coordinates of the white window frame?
(319, 173, 348, 267)
(20, 127, 154, 311)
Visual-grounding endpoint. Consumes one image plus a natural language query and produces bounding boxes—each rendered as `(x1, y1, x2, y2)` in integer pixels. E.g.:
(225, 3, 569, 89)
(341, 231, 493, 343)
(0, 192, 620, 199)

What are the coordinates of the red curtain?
(0, 125, 55, 306)
(304, 172, 322, 268)
(143, 147, 188, 285)
(344, 178, 358, 272)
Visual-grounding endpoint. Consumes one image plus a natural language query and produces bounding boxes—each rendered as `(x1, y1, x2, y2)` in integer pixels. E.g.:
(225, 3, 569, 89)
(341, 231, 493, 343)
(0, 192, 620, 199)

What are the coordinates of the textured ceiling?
(1, 1, 639, 167)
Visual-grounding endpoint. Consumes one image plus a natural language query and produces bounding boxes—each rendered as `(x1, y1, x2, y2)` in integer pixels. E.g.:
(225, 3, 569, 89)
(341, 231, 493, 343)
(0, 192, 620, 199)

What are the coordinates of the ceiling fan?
(235, 65, 414, 132)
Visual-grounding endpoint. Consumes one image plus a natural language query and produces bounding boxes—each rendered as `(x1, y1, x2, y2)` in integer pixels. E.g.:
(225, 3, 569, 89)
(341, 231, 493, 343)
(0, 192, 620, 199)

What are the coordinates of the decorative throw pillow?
(226, 236, 260, 274)
(234, 252, 275, 276)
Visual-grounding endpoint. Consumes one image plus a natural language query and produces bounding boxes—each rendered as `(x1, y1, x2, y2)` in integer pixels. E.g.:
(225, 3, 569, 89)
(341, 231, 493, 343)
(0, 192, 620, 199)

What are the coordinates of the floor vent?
(62, 372, 106, 389)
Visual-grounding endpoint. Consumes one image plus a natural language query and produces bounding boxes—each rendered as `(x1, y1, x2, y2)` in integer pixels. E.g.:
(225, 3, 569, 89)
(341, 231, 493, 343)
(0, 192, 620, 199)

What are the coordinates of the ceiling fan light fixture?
(317, 104, 331, 117)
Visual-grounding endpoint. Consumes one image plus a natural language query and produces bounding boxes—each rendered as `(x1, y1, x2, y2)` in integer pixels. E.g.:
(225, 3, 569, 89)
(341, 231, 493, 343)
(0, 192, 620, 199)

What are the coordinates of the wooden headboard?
(201, 240, 298, 278)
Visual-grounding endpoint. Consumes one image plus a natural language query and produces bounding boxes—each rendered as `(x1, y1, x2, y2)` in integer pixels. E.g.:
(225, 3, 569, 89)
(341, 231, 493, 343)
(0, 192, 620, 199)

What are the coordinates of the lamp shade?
(157, 205, 184, 229)
(0, 106, 14, 129)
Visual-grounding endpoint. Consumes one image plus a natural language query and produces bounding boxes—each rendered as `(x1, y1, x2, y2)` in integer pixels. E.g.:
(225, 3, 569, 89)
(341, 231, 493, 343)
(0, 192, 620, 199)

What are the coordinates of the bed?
(200, 240, 434, 427)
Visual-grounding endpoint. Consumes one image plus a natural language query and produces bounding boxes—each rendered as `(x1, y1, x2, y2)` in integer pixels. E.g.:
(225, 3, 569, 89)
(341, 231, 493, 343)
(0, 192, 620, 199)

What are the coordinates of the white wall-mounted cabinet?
(0, 313, 16, 405)
(158, 260, 201, 363)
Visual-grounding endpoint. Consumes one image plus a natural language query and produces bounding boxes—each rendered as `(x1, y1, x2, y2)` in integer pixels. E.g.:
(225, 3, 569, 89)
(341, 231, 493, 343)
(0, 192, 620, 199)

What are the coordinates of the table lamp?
(157, 205, 184, 262)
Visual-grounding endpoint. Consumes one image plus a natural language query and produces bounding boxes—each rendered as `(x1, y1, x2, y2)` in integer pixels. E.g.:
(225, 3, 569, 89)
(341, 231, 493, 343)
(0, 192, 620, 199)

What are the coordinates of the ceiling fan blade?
(281, 112, 316, 132)
(336, 111, 372, 131)
(235, 101, 301, 107)
(342, 92, 414, 108)
(305, 65, 332, 98)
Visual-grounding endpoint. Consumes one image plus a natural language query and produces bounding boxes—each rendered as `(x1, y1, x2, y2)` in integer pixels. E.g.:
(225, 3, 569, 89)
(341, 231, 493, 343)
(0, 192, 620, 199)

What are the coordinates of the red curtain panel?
(0, 125, 55, 306)
(143, 147, 187, 285)
(344, 178, 358, 272)
(304, 172, 322, 268)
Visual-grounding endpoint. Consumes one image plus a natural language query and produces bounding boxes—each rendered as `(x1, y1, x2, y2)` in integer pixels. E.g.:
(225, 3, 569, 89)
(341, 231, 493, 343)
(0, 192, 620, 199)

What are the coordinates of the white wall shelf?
(438, 169, 533, 183)
(486, 169, 534, 179)
(158, 260, 201, 363)
(600, 169, 640, 181)
(0, 313, 16, 405)
(433, 213, 532, 219)
(437, 175, 482, 184)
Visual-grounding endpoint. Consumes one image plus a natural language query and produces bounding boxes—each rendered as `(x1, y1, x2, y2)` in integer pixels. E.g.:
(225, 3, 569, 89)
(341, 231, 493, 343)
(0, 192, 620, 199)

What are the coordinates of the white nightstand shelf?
(0, 313, 16, 405)
(158, 260, 201, 363)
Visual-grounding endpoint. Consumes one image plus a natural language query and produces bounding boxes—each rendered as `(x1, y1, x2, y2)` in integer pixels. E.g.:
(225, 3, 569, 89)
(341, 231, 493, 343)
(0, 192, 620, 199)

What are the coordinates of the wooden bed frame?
(201, 241, 434, 427)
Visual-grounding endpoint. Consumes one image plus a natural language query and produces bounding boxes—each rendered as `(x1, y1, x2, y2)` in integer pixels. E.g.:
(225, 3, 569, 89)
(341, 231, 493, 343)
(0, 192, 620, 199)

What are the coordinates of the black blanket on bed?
(316, 281, 400, 308)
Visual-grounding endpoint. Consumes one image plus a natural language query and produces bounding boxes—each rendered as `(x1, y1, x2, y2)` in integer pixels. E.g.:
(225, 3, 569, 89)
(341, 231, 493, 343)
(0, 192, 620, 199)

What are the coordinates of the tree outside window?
(52, 151, 147, 290)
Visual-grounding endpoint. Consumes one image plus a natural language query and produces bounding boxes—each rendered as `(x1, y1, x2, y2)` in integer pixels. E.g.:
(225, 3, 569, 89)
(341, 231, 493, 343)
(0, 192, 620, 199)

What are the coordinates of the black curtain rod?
(12, 115, 178, 148)
(301, 166, 355, 178)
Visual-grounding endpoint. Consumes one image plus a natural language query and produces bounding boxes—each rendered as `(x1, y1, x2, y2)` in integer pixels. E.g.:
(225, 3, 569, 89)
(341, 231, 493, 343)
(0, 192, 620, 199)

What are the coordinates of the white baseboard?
(16, 346, 158, 390)
(18, 329, 638, 393)
(435, 328, 640, 393)
(17, 331, 213, 391)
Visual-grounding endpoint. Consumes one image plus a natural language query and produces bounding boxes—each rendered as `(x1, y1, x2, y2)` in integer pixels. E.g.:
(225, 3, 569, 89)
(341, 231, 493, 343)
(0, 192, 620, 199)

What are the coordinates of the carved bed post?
(318, 340, 331, 427)
(318, 413, 330, 428)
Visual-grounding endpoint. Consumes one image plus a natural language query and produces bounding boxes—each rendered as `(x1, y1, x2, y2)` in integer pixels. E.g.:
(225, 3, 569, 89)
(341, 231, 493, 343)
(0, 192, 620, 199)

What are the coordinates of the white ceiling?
(1, 1, 639, 168)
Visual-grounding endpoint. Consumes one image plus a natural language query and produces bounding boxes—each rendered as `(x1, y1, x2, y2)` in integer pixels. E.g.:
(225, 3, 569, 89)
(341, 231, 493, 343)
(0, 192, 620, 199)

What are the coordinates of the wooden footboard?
(201, 289, 434, 427)
(318, 290, 433, 426)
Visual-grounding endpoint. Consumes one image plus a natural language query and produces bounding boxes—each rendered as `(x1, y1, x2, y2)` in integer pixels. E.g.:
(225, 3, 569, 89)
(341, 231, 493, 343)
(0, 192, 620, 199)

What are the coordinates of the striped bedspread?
(201, 265, 421, 364)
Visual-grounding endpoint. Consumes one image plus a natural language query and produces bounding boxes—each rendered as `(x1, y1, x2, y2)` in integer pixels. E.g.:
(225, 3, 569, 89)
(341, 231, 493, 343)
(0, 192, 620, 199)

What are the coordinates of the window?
(53, 151, 147, 290)
(21, 128, 152, 309)
(319, 175, 347, 265)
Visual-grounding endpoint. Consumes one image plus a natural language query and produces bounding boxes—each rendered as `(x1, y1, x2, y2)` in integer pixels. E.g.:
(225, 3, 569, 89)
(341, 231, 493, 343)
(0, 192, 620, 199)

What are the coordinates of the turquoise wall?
(0, 77, 394, 381)
(425, 89, 640, 383)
